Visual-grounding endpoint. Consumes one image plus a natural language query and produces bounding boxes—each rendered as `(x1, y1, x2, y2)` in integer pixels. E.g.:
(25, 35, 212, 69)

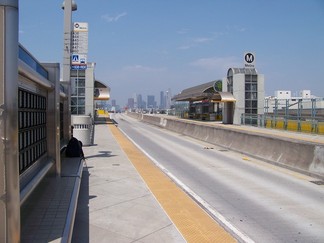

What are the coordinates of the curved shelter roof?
(94, 80, 110, 100)
(172, 80, 235, 102)
(227, 68, 257, 77)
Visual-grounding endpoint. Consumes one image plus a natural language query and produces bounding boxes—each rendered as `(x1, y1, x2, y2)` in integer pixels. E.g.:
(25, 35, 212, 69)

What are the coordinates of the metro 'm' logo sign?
(245, 53, 254, 63)
(244, 52, 255, 69)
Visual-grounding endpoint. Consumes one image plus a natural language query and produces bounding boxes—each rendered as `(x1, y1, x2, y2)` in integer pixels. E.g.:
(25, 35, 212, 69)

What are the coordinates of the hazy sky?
(19, 0, 324, 106)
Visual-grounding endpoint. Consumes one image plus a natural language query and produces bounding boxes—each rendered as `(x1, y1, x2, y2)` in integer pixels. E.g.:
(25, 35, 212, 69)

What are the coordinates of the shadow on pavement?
(72, 167, 92, 243)
(84, 151, 116, 160)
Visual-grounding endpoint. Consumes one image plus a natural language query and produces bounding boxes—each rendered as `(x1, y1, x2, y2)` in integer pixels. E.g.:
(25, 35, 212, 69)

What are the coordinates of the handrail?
(18, 45, 48, 79)
(18, 60, 54, 89)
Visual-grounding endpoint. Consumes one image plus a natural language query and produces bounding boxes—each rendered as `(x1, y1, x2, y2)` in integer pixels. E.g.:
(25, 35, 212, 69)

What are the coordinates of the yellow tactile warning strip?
(108, 122, 236, 243)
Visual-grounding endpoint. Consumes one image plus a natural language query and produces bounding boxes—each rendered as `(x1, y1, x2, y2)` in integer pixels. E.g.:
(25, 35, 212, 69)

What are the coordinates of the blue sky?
(19, 0, 324, 106)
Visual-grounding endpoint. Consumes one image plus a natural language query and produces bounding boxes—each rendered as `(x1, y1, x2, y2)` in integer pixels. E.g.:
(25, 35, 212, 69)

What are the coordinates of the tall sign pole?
(0, 0, 20, 242)
(62, 0, 76, 140)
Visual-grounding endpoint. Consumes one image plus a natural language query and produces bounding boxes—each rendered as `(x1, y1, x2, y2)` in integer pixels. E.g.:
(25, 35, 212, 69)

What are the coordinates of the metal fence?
(241, 98, 324, 134)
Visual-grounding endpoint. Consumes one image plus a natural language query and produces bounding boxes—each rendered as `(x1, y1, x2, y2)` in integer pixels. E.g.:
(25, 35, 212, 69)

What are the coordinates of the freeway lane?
(112, 113, 324, 243)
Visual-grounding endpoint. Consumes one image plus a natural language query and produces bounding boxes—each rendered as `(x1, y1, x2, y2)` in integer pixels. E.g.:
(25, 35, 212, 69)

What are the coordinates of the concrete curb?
(61, 158, 84, 243)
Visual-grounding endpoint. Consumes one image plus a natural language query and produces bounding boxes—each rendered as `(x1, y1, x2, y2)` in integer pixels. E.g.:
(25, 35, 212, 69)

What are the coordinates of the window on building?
(227, 76, 233, 93)
(245, 74, 258, 115)
(71, 74, 86, 115)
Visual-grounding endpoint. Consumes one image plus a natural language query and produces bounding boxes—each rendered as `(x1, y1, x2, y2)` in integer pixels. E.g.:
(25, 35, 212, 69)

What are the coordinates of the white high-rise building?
(165, 88, 172, 109)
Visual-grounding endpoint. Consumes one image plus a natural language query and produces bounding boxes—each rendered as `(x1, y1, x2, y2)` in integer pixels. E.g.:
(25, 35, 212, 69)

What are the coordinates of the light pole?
(62, 0, 77, 140)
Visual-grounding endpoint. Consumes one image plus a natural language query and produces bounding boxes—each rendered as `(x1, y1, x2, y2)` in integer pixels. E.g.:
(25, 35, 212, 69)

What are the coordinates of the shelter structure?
(173, 66, 264, 125)
(172, 80, 236, 123)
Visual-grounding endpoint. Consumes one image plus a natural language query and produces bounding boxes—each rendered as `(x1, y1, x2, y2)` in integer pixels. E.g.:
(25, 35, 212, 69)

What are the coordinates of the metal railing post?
(43, 63, 61, 176)
(0, 1, 20, 242)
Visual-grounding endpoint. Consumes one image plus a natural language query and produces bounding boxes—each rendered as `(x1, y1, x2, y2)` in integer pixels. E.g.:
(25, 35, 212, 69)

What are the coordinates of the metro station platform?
(71, 121, 235, 242)
(21, 119, 237, 242)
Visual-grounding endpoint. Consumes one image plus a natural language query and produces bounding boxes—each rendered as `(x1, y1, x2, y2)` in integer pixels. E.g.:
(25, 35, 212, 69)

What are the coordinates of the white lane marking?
(117, 124, 255, 243)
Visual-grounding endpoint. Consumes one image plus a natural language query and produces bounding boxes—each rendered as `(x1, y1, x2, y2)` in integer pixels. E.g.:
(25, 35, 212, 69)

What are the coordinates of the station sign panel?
(71, 22, 88, 70)
(72, 22, 88, 53)
(71, 65, 87, 70)
(71, 53, 87, 70)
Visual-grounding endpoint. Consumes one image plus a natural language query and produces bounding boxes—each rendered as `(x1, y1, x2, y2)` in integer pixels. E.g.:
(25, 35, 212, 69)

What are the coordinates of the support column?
(0, 1, 20, 242)
(43, 63, 61, 176)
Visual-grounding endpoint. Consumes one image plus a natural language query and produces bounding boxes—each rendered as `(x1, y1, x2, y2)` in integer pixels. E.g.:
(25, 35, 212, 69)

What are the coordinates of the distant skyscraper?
(137, 94, 143, 109)
(142, 100, 147, 109)
(160, 91, 166, 109)
(165, 88, 172, 109)
(133, 93, 138, 108)
(147, 95, 156, 109)
(111, 99, 116, 107)
(127, 98, 135, 109)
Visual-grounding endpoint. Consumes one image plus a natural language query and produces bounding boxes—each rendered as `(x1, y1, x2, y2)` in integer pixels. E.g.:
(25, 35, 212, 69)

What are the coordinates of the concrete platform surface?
(71, 124, 185, 243)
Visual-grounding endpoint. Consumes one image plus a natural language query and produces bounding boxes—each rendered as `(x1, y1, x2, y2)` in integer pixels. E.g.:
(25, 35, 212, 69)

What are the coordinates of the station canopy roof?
(172, 80, 236, 102)
(94, 80, 110, 100)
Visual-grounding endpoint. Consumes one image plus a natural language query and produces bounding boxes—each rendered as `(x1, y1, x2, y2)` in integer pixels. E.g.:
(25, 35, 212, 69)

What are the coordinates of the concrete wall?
(127, 112, 143, 120)
(128, 113, 324, 179)
(85, 63, 95, 117)
(233, 73, 245, 125)
(258, 74, 265, 115)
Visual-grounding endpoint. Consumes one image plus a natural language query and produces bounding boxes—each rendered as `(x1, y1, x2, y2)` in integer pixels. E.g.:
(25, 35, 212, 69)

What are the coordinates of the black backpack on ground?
(65, 137, 84, 158)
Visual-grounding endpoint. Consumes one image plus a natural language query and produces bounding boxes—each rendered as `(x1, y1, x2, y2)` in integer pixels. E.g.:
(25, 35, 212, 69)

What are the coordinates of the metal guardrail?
(241, 113, 324, 135)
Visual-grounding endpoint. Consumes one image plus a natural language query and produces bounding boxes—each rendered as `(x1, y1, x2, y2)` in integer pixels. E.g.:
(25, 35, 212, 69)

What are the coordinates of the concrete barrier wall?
(142, 115, 162, 126)
(128, 113, 324, 178)
(127, 112, 143, 120)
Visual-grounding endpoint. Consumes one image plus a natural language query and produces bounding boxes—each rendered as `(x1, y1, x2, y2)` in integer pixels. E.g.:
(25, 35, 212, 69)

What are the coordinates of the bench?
(20, 156, 84, 243)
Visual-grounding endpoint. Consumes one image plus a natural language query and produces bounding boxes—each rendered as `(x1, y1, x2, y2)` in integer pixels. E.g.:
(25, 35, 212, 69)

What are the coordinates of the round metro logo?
(245, 53, 255, 63)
